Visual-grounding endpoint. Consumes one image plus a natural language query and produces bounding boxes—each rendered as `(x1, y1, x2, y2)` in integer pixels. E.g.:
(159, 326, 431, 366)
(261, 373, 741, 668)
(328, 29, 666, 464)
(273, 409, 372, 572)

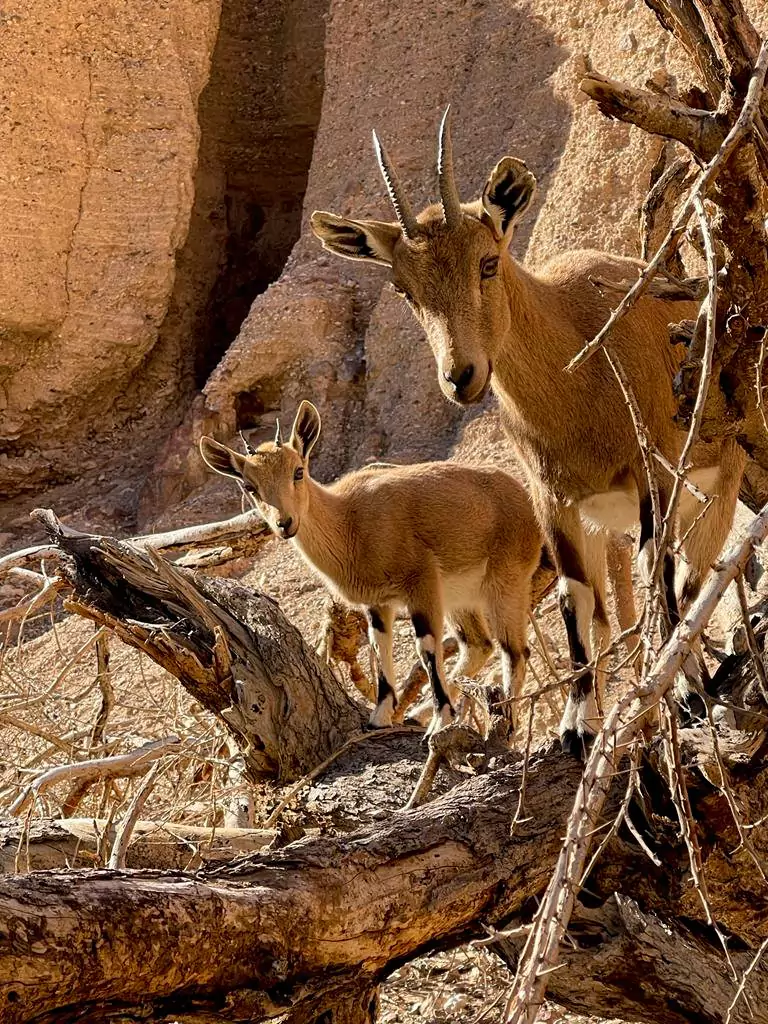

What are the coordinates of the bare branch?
(580, 73, 724, 159)
(569, 37, 768, 374)
(10, 736, 186, 816)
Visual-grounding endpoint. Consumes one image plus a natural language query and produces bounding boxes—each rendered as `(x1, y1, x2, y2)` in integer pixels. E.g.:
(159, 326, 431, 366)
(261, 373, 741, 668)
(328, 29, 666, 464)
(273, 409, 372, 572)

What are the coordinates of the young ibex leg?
(367, 605, 398, 728)
(411, 602, 454, 737)
(541, 504, 601, 759)
(450, 608, 494, 680)
(486, 580, 532, 742)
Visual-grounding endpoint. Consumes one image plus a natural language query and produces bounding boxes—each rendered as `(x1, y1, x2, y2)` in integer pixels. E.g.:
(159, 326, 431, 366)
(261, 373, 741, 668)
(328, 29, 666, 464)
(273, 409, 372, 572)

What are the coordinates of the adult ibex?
(311, 110, 745, 756)
(200, 401, 544, 737)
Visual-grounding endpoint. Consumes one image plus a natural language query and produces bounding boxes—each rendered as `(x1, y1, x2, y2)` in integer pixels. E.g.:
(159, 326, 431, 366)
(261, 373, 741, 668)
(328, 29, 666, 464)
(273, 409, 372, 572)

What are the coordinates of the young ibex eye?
(480, 256, 499, 280)
(294, 467, 304, 483)
(392, 283, 414, 304)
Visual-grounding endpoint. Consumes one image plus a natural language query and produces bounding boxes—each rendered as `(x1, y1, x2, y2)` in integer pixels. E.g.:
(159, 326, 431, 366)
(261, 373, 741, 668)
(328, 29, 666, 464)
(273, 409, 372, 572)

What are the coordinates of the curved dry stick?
(10, 736, 186, 816)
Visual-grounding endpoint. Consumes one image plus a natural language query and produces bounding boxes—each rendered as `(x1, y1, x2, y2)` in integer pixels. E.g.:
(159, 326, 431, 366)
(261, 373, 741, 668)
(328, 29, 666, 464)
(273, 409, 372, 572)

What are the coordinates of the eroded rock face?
(0, 0, 219, 495)
(0, 0, 326, 527)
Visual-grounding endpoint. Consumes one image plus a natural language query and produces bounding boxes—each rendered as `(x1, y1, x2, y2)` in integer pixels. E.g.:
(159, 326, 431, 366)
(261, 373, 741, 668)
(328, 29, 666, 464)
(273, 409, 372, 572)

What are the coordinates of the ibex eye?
(480, 256, 499, 280)
(294, 467, 304, 483)
(392, 283, 413, 303)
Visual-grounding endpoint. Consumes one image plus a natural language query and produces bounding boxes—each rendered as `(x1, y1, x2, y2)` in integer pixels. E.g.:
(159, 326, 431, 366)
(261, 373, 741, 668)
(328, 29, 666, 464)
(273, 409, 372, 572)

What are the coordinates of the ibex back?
(311, 109, 745, 756)
(200, 401, 544, 737)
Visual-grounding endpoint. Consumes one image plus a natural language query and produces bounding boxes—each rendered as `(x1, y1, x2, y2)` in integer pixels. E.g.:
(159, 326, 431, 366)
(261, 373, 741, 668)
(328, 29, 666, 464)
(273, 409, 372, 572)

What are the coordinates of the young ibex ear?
(481, 158, 536, 242)
(199, 437, 247, 479)
(289, 401, 322, 460)
(310, 211, 401, 267)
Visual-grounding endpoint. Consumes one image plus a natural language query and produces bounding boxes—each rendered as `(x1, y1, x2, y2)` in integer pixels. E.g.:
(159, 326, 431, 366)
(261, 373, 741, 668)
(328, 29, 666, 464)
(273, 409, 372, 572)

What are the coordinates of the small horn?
(437, 106, 462, 229)
(372, 130, 419, 240)
(274, 419, 283, 447)
(239, 430, 257, 456)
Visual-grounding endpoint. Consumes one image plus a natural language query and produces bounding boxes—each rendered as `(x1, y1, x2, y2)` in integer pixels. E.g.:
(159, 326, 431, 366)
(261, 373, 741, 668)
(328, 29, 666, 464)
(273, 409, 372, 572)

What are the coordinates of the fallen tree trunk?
(2, 740, 768, 1024)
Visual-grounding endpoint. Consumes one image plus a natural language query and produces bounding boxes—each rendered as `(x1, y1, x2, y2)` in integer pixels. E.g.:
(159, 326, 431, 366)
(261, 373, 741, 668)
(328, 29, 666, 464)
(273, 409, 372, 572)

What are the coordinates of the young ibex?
(311, 110, 745, 756)
(199, 401, 544, 736)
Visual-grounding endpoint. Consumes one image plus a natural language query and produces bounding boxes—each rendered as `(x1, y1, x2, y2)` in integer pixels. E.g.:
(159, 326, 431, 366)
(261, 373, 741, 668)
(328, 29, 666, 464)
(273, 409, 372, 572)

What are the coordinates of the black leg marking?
(425, 651, 451, 710)
(638, 493, 654, 554)
(663, 552, 680, 627)
(552, 530, 589, 585)
(377, 670, 395, 707)
(368, 608, 386, 634)
(559, 588, 594, 760)
(411, 612, 430, 639)
(559, 591, 589, 670)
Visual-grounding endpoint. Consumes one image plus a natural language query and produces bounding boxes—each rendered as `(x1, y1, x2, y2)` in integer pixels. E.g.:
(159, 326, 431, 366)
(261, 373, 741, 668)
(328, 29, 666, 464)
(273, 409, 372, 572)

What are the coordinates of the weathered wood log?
(0, 817, 275, 872)
(0, 508, 271, 580)
(32, 509, 368, 782)
(2, 739, 768, 1024)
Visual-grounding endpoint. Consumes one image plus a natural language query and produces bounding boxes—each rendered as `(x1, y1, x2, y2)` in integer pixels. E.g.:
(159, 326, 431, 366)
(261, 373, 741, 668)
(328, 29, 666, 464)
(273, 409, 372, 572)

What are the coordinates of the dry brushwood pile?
(3, 3, 768, 1024)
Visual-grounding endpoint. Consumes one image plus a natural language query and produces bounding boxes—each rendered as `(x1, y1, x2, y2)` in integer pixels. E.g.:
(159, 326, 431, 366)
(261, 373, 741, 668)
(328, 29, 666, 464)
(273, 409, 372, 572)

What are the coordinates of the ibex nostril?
(444, 364, 475, 392)
(278, 516, 293, 531)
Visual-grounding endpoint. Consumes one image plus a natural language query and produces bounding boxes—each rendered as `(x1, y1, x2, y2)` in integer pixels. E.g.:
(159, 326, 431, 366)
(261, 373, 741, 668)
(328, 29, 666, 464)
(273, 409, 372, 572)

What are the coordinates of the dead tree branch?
(33, 508, 368, 782)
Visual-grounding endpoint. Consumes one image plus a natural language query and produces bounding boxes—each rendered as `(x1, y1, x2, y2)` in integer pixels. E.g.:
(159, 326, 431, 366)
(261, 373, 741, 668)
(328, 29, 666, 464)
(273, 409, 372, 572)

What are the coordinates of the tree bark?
(2, 737, 768, 1024)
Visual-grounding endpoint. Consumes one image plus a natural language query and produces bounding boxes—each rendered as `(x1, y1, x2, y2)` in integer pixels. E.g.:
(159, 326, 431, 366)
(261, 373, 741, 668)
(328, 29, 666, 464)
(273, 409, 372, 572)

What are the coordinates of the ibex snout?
(440, 358, 491, 405)
(277, 515, 297, 539)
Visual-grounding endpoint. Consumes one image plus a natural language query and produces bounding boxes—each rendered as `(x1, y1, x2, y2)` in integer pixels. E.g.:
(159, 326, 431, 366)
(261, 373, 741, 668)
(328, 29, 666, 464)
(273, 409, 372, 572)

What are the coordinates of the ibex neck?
(494, 259, 574, 405)
(292, 479, 349, 587)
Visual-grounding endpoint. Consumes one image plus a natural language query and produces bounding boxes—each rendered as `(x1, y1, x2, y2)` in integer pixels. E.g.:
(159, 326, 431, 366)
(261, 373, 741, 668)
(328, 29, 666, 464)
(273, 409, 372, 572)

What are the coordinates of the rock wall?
(0, 0, 219, 498)
(0, 0, 326, 527)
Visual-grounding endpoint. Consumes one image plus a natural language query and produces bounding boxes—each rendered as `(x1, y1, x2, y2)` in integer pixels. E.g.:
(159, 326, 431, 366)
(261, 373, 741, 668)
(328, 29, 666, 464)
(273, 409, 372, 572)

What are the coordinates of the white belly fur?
(580, 466, 722, 536)
(579, 487, 639, 534)
(441, 563, 488, 612)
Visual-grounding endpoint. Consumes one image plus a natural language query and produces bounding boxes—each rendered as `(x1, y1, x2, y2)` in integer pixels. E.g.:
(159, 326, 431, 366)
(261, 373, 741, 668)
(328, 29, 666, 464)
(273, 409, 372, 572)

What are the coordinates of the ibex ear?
(481, 158, 536, 242)
(289, 401, 322, 460)
(310, 211, 401, 267)
(199, 437, 247, 479)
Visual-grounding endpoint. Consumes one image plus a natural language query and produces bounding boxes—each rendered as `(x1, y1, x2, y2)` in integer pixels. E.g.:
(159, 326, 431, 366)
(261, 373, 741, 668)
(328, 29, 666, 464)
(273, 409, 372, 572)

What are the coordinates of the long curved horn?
(437, 106, 462, 229)
(372, 130, 419, 240)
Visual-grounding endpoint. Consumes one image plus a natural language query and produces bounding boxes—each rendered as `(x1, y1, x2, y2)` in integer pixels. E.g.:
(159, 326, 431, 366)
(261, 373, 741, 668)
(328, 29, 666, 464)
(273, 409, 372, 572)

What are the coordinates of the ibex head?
(311, 108, 536, 405)
(199, 402, 321, 540)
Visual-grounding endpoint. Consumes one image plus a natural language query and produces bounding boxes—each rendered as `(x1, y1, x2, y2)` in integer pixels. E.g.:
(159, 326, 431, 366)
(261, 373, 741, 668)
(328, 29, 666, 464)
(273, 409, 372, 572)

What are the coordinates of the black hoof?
(560, 729, 593, 761)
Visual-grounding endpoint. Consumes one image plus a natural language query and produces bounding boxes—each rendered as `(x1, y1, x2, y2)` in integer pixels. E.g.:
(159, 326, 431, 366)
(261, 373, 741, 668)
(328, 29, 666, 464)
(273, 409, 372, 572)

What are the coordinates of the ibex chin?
(310, 109, 745, 756)
(199, 401, 544, 736)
